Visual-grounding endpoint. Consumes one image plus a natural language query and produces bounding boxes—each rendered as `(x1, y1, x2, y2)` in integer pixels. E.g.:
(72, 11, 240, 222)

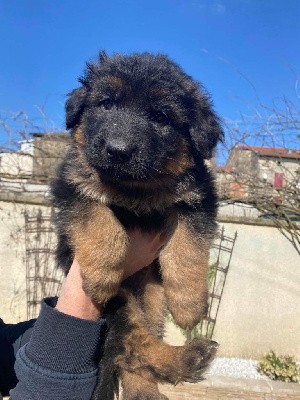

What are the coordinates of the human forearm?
(10, 297, 106, 400)
(56, 258, 104, 320)
(9, 228, 167, 399)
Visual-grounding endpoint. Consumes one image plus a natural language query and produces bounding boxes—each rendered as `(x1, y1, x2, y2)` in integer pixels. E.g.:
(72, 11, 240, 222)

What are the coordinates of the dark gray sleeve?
(10, 297, 106, 400)
(0, 318, 35, 396)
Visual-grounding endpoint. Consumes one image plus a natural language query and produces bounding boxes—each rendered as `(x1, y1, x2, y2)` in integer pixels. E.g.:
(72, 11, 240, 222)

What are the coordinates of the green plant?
(258, 350, 300, 383)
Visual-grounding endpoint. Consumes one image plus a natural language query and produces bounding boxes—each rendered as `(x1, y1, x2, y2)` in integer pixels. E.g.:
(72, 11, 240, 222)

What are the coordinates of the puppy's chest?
(110, 205, 176, 233)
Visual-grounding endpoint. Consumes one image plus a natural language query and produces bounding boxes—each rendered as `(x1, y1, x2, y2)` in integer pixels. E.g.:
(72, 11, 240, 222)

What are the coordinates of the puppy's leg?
(124, 264, 167, 338)
(121, 371, 168, 400)
(116, 291, 218, 387)
(159, 219, 212, 330)
(93, 285, 217, 400)
(92, 283, 168, 400)
(119, 266, 167, 399)
(68, 204, 129, 304)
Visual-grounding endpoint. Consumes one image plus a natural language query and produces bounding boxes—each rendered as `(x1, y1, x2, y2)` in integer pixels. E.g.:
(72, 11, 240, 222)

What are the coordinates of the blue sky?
(0, 0, 299, 162)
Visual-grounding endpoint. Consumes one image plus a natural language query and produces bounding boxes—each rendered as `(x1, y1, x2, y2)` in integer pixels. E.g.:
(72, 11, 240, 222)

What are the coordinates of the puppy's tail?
(91, 296, 129, 400)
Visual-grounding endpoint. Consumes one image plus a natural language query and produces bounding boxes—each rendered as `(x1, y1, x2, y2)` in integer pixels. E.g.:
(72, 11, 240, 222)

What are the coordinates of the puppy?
(51, 51, 223, 400)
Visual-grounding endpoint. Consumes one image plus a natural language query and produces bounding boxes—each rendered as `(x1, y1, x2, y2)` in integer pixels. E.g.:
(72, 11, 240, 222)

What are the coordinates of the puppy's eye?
(99, 98, 114, 110)
(152, 111, 170, 125)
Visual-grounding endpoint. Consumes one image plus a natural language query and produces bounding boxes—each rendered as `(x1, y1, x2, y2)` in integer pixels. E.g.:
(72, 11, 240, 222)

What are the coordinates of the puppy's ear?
(65, 87, 87, 130)
(188, 91, 224, 159)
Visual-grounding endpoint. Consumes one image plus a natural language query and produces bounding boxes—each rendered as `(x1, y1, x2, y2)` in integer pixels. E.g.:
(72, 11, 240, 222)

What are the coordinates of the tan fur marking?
(73, 126, 85, 147)
(121, 371, 165, 400)
(125, 265, 167, 338)
(159, 221, 211, 330)
(150, 86, 169, 98)
(141, 276, 166, 338)
(165, 139, 194, 176)
(68, 204, 129, 304)
(106, 75, 124, 91)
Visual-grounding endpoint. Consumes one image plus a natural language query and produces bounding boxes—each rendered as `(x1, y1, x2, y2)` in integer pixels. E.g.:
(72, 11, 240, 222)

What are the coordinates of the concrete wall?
(0, 201, 30, 322)
(0, 201, 53, 322)
(213, 221, 300, 359)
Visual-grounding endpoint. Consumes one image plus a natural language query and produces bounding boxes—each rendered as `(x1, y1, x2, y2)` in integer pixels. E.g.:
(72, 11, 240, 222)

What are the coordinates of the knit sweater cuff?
(25, 297, 106, 374)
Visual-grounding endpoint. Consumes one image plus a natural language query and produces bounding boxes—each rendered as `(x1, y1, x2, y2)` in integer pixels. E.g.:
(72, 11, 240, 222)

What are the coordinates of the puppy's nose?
(106, 139, 136, 162)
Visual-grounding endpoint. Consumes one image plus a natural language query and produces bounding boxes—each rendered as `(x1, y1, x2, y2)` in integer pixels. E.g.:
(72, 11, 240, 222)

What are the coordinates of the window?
(274, 173, 284, 188)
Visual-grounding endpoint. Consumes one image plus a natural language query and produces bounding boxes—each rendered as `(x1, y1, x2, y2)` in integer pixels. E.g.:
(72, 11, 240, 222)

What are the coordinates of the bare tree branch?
(218, 94, 300, 253)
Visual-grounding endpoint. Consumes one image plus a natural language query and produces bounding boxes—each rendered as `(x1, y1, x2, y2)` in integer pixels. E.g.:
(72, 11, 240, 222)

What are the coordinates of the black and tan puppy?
(51, 52, 223, 400)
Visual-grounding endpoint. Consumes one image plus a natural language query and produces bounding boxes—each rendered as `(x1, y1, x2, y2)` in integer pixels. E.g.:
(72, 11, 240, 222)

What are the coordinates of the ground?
(160, 376, 300, 399)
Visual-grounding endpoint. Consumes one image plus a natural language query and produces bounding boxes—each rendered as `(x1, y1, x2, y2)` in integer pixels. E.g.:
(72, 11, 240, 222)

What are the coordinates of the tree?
(0, 109, 67, 183)
(217, 95, 300, 253)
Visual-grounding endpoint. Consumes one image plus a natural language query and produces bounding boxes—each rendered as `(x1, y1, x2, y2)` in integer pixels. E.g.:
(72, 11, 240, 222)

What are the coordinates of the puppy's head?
(66, 52, 223, 183)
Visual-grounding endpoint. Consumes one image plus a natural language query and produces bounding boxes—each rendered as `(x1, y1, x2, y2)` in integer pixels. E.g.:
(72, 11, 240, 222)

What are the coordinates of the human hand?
(122, 229, 167, 279)
(56, 229, 167, 320)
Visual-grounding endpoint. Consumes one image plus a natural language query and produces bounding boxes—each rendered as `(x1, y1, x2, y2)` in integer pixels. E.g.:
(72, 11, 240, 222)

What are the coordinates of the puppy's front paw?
(180, 337, 218, 382)
(168, 296, 209, 330)
(81, 270, 122, 304)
